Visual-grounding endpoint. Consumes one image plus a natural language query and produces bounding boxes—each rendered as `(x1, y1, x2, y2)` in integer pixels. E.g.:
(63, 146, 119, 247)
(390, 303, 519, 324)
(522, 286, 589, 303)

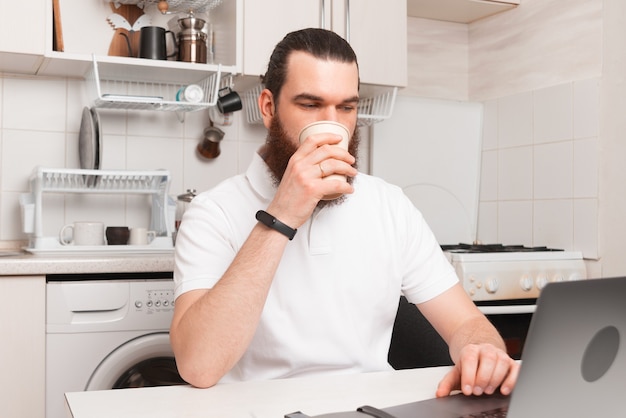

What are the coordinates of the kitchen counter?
(65, 366, 452, 418)
(0, 250, 174, 276)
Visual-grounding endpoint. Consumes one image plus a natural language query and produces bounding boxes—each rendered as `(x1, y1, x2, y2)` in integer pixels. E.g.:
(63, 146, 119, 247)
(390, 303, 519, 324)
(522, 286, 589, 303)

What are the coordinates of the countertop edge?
(0, 253, 174, 276)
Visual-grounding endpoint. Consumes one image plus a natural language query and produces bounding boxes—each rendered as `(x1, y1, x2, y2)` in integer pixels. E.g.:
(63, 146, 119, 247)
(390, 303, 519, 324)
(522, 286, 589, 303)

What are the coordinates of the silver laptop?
(292, 276, 626, 418)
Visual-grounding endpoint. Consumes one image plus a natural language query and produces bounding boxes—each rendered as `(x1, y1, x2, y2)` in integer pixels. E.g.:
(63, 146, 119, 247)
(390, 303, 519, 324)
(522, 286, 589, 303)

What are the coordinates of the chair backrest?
(387, 296, 453, 369)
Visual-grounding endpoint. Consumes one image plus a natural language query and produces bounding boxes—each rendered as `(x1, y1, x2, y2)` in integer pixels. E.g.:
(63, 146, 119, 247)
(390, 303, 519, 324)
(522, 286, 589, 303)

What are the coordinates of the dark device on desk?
(286, 276, 626, 417)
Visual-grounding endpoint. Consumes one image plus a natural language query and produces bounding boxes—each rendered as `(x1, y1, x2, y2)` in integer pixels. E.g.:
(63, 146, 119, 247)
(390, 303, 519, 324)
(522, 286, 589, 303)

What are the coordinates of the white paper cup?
(59, 221, 105, 246)
(298, 121, 350, 200)
(129, 227, 157, 245)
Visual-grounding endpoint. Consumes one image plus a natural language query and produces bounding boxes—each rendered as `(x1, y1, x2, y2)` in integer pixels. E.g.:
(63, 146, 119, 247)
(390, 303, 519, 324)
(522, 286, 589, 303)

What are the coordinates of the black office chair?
(388, 296, 453, 369)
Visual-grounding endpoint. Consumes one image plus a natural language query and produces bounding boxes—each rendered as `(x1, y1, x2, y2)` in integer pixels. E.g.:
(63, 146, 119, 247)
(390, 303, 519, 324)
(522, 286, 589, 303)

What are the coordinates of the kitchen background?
(0, 0, 619, 277)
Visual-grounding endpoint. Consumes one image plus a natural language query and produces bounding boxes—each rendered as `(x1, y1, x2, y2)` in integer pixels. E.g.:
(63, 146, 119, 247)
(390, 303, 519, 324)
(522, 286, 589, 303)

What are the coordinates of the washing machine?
(46, 272, 186, 418)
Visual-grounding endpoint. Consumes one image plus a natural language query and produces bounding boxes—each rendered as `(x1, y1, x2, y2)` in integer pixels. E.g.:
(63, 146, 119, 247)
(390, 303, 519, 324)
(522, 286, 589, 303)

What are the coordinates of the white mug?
(298, 121, 351, 200)
(59, 221, 105, 246)
(128, 227, 157, 245)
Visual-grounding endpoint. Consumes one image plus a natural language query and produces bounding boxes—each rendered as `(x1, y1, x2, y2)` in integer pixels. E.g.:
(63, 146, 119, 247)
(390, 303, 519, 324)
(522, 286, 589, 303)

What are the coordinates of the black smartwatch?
(255, 210, 297, 240)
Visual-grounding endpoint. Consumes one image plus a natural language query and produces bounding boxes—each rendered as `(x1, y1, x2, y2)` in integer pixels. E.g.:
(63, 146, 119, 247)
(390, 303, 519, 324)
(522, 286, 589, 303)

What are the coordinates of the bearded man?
(170, 28, 519, 397)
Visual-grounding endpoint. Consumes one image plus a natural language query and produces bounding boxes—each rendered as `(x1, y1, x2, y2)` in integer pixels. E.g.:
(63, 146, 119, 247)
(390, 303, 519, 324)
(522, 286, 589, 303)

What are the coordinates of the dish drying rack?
(88, 56, 227, 112)
(242, 85, 398, 127)
(20, 167, 175, 252)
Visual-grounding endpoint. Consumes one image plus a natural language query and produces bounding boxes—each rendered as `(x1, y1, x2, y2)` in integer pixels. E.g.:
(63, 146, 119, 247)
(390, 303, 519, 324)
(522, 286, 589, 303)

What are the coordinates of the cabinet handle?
(320, 0, 326, 28)
(345, 0, 351, 43)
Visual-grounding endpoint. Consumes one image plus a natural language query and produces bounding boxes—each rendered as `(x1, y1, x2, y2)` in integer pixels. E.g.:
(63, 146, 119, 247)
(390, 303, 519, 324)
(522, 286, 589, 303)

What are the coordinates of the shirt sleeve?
(396, 191, 460, 305)
(173, 192, 238, 299)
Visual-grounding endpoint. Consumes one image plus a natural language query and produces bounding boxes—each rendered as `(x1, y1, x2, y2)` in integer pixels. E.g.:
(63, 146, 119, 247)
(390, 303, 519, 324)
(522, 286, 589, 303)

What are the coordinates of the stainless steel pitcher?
(177, 16, 207, 63)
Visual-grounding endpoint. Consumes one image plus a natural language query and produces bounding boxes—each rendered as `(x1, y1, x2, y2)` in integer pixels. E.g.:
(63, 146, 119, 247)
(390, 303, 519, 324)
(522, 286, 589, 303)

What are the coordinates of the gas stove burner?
(441, 243, 564, 253)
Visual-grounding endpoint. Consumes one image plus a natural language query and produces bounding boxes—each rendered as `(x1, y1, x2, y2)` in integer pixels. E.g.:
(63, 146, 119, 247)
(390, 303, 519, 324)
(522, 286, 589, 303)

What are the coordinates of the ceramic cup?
(59, 221, 105, 246)
(128, 227, 157, 245)
(106, 226, 130, 245)
(216, 88, 243, 114)
(298, 120, 350, 200)
(139, 26, 176, 60)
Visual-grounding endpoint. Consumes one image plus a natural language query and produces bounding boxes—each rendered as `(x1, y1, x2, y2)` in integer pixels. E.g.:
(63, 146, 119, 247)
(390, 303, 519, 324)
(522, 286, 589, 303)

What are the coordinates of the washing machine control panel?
(134, 289, 175, 311)
(127, 279, 176, 329)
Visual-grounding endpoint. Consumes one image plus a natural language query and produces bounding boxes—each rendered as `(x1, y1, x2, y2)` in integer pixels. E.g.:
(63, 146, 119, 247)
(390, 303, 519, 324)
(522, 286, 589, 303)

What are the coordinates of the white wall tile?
(477, 201, 498, 243)
(98, 109, 128, 136)
(498, 92, 533, 148)
(482, 99, 498, 150)
(573, 137, 599, 198)
(479, 149, 497, 201)
(498, 200, 533, 245)
(574, 198, 598, 259)
(533, 199, 573, 250)
(533, 83, 573, 144)
(498, 146, 533, 200)
(1, 130, 66, 192)
(573, 78, 600, 139)
(67, 79, 90, 133)
(3, 77, 67, 132)
(99, 134, 127, 170)
(127, 111, 184, 138)
(126, 136, 184, 193)
(0, 77, 3, 130)
(533, 141, 573, 199)
(65, 131, 80, 169)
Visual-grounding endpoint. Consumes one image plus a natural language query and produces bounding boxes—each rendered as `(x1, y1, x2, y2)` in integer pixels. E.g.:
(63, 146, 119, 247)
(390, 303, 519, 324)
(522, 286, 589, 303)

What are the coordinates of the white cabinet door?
(0, 276, 46, 418)
(242, 0, 407, 87)
(343, 0, 407, 87)
(0, 0, 46, 74)
(242, 0, 323, 77)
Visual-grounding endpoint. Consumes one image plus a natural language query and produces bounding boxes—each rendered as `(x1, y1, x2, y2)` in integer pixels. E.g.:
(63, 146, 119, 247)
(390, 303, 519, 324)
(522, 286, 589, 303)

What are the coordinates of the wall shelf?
(88, 56, 228, 111)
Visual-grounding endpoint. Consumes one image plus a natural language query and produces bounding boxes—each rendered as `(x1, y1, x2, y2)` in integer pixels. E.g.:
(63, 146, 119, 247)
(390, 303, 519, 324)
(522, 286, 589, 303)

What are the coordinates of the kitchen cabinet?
(242, 0, 407, 88)
(0, 275, 46, 418)
(0, 0, 46, 74)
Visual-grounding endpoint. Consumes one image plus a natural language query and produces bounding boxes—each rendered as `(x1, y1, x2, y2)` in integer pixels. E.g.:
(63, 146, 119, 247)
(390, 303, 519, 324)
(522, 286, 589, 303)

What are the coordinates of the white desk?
(65, 366, 451, 418)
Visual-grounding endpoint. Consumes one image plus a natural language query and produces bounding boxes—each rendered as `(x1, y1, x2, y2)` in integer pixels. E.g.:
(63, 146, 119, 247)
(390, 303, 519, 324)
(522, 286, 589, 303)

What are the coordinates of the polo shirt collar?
(247, 150, 276, 201)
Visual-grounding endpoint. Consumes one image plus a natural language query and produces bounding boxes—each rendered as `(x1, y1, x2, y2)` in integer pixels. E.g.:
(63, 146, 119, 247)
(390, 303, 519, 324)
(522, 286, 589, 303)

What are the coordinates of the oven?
(388, 243, 586, 369)
(442, 243, 587, 359)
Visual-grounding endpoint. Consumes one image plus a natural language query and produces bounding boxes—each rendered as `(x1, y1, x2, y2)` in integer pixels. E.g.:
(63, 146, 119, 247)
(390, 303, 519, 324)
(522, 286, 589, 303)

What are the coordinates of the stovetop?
(440, 243, 586, 301)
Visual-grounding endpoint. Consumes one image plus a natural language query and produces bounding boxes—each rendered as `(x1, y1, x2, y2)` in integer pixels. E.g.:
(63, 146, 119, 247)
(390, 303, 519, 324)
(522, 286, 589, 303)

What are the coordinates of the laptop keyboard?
(460, 406, 508, 417)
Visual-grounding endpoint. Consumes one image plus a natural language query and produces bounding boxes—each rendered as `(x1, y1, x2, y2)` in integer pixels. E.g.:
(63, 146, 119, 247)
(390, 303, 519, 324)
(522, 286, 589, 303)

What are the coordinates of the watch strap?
(255, 210, 297, 240)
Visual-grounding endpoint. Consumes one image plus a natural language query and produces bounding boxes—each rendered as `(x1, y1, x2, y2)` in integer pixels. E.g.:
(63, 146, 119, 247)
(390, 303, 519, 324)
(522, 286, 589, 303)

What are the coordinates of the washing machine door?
(86, 332, 186, 390)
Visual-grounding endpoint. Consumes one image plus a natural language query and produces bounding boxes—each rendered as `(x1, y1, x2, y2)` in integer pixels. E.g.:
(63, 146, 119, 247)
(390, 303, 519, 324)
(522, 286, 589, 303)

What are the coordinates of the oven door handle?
(478, 305, 536, 315)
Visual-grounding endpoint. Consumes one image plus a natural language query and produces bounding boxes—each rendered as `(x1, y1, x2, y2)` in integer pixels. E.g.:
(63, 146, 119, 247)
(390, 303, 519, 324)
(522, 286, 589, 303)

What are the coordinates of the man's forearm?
(447, 315, 507, 364)
(170, 223, 290, 387)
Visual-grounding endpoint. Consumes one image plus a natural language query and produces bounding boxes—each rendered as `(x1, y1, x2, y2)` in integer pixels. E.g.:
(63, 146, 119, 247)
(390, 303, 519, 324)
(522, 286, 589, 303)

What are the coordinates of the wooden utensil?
(53, 0, 64, 52)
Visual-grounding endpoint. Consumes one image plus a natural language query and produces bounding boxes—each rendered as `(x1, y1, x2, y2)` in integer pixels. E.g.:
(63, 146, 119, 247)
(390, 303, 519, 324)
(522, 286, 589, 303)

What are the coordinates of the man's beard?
(263, 115, 360, 207)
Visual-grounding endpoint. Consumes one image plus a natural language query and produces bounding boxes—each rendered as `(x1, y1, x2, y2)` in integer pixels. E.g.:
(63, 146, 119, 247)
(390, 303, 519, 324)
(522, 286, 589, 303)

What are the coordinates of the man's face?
(263, 51, 361, 184)
(270, 51, 360, 144)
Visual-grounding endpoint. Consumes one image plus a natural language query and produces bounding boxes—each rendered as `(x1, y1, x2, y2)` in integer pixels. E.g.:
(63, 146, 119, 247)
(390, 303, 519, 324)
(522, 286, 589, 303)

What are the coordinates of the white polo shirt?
(174, 151, 458, 382)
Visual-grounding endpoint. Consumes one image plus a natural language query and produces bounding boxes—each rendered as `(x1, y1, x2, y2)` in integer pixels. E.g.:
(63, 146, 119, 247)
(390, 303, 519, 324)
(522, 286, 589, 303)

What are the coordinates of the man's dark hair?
(262, 28, 360, 103)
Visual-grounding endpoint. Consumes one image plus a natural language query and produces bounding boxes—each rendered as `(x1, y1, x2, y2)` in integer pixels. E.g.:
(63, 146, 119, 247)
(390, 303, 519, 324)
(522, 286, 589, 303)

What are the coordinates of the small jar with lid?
(176, 189, 197, 231)
(176, 84, 204, 103)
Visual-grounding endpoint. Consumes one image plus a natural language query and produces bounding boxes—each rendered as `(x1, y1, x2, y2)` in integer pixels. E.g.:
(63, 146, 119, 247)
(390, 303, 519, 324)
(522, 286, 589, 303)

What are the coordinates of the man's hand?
(435, 343, 520, 397)
(268, 133, 357, 229)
